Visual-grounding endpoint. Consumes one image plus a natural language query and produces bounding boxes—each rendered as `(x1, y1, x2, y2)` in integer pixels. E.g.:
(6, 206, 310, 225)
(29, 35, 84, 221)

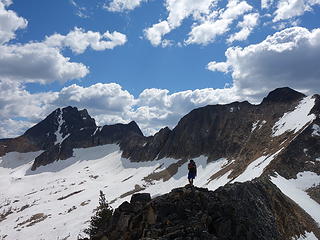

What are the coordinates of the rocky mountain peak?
(261, 87, 306, 104)
(0, 106, 144, 170)
(22, 106, 96, 150)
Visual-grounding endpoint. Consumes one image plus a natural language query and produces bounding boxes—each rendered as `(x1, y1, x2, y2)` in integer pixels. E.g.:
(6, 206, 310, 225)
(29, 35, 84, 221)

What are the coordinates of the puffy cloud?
(0, 26, 127, 84)
(0, 0, 27, 45)
(105, 0, 148, 12)
(165, 0, 215, 28)
(273, 0, 320, 22)
(186, 0, 253, 45)
(207, 61, 230, 72)
(185, 19, 231, 45)
(0, 4, 127, 84)
(0, 43, 89, 84)
(54, 83, 135, 115)
(45, 27, 127, 54)
(144, 0, 216, 46)
(144, 0, 264, 46)
(0, 79, 57, 121)
(227, 13, 259, 43)
(144, 21, 171, 46)
(208, 27, 320, 97)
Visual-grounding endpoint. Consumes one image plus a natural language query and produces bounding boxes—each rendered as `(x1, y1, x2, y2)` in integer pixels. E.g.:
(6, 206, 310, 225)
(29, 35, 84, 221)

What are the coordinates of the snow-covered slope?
(0, 145, 234, 240)
(2, 145, 319, 240)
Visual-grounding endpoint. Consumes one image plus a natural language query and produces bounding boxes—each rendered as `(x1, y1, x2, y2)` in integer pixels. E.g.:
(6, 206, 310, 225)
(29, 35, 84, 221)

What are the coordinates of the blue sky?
(0, 0, 320, 137)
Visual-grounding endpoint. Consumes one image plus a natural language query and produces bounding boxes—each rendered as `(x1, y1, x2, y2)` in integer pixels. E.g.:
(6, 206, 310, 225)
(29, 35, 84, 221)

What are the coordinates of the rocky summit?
(88, 179, 320, 240)
(0, 106, 143, 170)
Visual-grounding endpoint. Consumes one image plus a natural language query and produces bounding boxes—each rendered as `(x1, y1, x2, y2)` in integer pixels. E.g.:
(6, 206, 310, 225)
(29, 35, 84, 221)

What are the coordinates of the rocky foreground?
(87, 178, 320, 240)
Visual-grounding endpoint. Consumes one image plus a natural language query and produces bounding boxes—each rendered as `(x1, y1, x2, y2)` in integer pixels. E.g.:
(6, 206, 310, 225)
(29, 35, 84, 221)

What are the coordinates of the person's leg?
(190, 178, 193, 185)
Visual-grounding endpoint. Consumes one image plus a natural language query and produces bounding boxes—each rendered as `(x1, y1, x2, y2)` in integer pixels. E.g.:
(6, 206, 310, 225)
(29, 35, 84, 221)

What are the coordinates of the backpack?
(188, 162, 196, 174)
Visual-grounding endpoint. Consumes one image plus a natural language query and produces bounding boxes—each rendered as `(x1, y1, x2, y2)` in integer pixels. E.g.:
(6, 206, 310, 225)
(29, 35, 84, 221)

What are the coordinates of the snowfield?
(1, 143, 319, 239)
(0, 145, 233, 240)
(232, 149, 283, 183)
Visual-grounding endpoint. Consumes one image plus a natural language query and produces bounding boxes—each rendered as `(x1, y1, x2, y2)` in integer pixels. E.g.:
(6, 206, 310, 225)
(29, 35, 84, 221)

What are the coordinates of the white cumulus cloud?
(45, 27, 127, 54)
(0, 0, 27, 45)
(273, 0, 320, 22)
(54, 83, 135, 114)
(208, 27, 320, 98)
(0, 26, 127, 84)
(144, 0, 216, 46)
(0, 43, 89, 84)
(185, 0, 253, 45)
(144, 21, 171, 46)
(0, 79, 57, 124)
(227, 13, 259, 43)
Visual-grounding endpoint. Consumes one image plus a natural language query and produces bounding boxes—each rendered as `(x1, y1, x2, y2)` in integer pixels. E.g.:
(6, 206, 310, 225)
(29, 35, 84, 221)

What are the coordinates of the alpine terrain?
(0, 87, 320, 240)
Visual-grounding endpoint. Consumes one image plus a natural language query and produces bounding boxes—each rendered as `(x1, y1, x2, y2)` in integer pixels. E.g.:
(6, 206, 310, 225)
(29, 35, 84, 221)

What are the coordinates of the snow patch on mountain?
(92, 126, 102, 136)
(289, 171, 320, 191)
(232, 149, 283, 183)
(271, 174, 320, 226)
(251, 121, 259, 132)
(252, 120, 267, 132)
(54, 111, 69, 145)
(272, 96, 316, 137)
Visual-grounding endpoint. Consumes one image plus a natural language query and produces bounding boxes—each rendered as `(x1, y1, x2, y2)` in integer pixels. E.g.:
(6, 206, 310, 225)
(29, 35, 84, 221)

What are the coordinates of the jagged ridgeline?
(0, 87, 319, 240)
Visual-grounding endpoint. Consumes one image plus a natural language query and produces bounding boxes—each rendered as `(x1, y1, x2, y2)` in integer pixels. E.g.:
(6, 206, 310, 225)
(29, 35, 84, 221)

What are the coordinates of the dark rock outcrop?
(121, 127, 172, 161)
(261, 87, 305, 105)
(91, 179, 320, 240)
(24, 107, 96, 149)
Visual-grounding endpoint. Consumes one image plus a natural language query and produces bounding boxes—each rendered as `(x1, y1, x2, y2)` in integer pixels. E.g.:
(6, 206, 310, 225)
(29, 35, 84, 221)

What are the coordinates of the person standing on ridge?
(188, 159, 197, 186)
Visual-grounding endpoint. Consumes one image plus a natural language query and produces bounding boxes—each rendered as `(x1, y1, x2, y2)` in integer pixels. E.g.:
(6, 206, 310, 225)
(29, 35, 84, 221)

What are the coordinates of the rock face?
(121, 87, 308, 161)
(120, 87, 320, 181)
(92, 179, 320, 240)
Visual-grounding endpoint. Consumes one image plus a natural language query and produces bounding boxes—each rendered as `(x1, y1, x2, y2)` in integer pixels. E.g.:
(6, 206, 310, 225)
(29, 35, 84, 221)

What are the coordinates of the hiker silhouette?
(187, 159, 197, 186)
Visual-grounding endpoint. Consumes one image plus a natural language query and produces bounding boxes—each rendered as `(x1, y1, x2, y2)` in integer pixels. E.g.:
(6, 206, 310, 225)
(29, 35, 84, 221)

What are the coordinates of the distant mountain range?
(0, 87, 319, 240)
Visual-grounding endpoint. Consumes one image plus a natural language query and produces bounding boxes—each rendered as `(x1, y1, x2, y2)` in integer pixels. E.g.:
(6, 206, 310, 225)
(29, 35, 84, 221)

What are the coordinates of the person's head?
(190, 159, 194, 163)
